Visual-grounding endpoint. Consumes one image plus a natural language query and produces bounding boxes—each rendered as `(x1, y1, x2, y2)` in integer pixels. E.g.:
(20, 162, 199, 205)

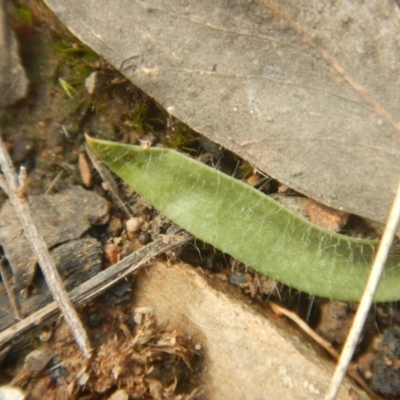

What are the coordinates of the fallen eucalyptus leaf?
(87, 136, 400, 302)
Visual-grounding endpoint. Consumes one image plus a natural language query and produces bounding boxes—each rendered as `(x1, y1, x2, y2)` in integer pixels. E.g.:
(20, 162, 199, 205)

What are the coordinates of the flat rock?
(133, 262, 369, 399)
(0, 186, 108, 288)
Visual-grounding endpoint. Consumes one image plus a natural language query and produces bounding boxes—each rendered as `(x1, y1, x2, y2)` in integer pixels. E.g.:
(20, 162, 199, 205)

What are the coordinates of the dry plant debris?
(9, 304, 203, 400)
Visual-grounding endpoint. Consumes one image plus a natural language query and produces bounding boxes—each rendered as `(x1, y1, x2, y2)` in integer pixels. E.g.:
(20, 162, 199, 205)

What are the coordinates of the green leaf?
(87, 136, 400, 302)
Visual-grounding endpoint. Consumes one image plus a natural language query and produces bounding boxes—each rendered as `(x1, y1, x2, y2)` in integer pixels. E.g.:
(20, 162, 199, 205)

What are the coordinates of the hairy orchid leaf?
(87, 136, 400, 302)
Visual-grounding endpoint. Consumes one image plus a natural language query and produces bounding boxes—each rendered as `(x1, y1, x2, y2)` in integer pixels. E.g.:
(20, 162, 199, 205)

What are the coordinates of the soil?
(1, 1, 400, 399)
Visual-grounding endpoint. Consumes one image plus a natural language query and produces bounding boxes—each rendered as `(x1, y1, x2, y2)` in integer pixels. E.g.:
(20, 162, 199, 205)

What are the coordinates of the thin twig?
(0, 229, 191, 348)
(269, 301, 382, 400)
(0, 133, 92, 358)
(269, 301, 339, 359)
(325, 178, 400, 400)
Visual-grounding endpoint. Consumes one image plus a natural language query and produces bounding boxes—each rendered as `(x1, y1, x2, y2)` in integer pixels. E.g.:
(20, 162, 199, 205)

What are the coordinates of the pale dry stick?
(325, 178, 400, 400)
(269, 301, 339, 360)
(269, 301, 381, 400)
(0, 134, 92, 358)
(84, 143, 133, 218)
(0, 230, 191, 348)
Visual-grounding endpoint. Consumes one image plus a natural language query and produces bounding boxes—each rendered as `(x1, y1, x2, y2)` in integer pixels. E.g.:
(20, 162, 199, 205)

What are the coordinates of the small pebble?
(38, 328, 53, 342)
(138, 231, 150, 244)
(108, 215, 123, 236)
(126, 217, 142, 233)
(23, 349, 53, 373)
(229, 273, 247, 287)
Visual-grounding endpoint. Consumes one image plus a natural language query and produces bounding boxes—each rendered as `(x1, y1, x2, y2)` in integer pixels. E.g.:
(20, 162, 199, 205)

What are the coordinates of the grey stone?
(0, 0, 29, 106)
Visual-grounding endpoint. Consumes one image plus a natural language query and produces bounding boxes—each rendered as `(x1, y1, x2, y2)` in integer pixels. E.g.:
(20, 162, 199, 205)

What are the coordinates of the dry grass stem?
(0, 133, 92, 358)
(269, 301, 339, 359)
(269, 301, 380, 400)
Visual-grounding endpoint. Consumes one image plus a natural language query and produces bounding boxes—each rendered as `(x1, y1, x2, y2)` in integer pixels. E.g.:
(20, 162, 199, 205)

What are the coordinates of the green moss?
(14, 5, 35, 27)
(123, 103, 158, 135)
(166, 122, 198, 151)
(239, 160, 253, 176)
